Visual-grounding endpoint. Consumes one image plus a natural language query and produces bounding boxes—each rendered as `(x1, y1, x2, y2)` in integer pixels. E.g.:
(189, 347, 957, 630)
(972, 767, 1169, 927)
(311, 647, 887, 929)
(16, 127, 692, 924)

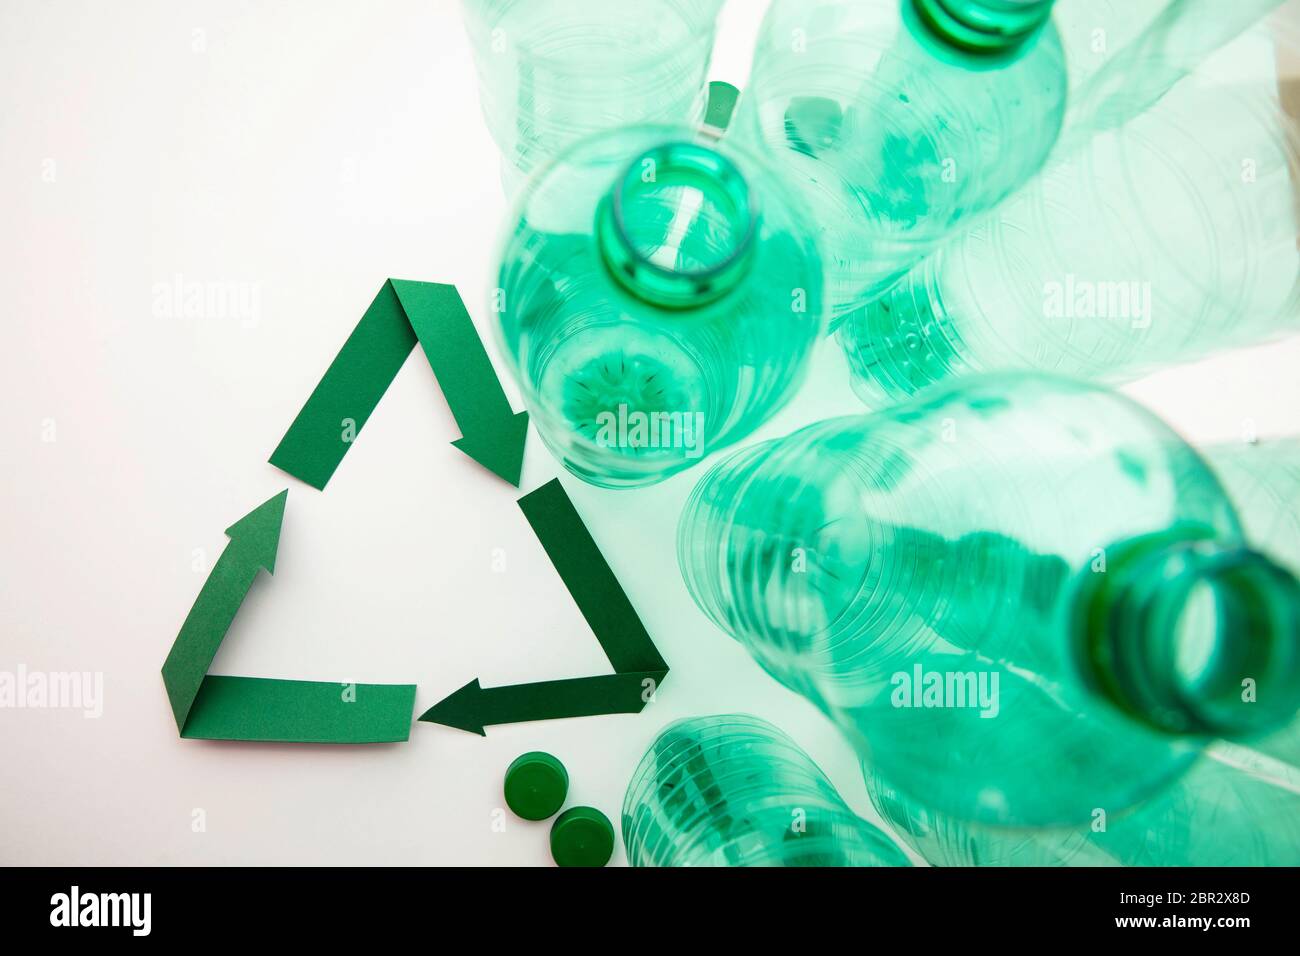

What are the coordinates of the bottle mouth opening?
(1084, 540, 1300, 738)
(910, 0, 1055, 54)
(596, 141, 760, 309)
(1165, 549, 1300, 735)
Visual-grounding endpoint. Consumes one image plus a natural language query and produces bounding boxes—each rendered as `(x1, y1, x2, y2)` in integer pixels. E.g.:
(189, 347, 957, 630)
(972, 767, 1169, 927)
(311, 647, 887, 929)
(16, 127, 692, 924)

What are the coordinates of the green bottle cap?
(504, 752, 569, 821)
(550, 806, 615, 867)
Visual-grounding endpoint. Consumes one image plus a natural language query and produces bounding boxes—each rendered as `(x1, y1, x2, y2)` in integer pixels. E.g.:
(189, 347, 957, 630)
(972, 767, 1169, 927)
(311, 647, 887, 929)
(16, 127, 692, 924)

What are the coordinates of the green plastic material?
(623, 714, 912, 867)
(1057, 0, 1286, 156)
(1204, 439, 1300, 581)
(461, 0, 722, 194)
(866, 742, 1300, 866)
(550, 806, 615, 867)
(505, 752, 569, 820)
(912, 0, 1054, 53)
(729, 0, 1065, 319)
(1203, 438, 1300, 770)
(839, 78, 1300, 407)
(495, 125, 824, 488)
(677, 373, 1300, 827)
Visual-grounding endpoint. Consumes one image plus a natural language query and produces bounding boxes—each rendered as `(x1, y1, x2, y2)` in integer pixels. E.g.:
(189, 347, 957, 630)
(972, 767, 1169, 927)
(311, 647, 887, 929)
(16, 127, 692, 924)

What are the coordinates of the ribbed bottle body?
(623, 714, 911, 866)
(462, 0, 721, 194)
(839, 78, 1300, 406)
(730, 0, 1066, 318)
(679, 373, 1268, 826)
(865, 742, 1300, 866)
(1204, 438, 1300, 768)
(496, 126, 824, 488)
(1056, 0, 1288, 154)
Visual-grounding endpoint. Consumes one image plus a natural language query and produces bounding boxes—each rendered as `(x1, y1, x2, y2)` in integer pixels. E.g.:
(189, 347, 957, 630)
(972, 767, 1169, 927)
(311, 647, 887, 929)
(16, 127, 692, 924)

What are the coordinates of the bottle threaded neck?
(911, 0, 1055, 54)
(596, 141, 759, 309)
(1077, 533, 1300, 739)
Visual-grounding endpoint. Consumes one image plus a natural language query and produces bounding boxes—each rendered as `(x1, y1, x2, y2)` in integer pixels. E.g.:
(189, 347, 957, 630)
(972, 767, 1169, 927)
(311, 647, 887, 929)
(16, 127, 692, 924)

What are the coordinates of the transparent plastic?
(1048, 0, 1171, 93)
(866, 742, 1300, 865)
(495, 126, 825, 488)
(461, 0, 722, 195)
(1204, 438, 1300, 578)
(622, 713, 911, 867)
(677, 373, 1300, 826)
(1204, 437, 1300, 769)
(839, 71, 1300, 406)
(1056, 0, 1287, 156)
(729, 0, 1066, 318)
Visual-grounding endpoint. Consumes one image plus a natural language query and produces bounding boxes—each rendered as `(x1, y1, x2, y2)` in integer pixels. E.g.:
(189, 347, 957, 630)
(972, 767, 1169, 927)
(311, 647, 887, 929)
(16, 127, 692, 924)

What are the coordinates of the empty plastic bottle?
(677, 372, 1300, 827)
(1203, 438, 1300, 768)
(494, 126, 825, 488)
(1056, 0, 1287, 157)
(461, 0, 722, 195)
(838, 76, 1300, 407)
(865, 742, 1300, 866)
(730, 0, 1068, 318)
(1203, 438, 1300, 578)
(623, 713, 911, 866)
(1050, 0, 1171, 99)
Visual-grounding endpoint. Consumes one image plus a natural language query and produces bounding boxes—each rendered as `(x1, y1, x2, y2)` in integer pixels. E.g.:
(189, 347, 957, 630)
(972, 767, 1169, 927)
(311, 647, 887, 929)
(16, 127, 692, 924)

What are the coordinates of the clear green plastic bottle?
(1203, 438, 1300, 769)
(838, 78, 1300, 406)
(677, 372, 1300, 827)
(495, 126, 825, 488)
(622, 713, 911, 866)
(461, 0, 722, 195)
(865, 742, 1300, 866)
(1056, 0, 1287, 156)
(1203, 438, 1300, 578)
(730, 0, 1067, 318)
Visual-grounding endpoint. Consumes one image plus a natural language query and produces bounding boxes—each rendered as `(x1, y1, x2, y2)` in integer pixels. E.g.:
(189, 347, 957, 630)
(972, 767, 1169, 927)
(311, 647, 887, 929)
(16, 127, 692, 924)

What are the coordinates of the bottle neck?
(595, 141, 758, 310)
(911, 0, 1055, 54)
(1077, 533, 1300, 739)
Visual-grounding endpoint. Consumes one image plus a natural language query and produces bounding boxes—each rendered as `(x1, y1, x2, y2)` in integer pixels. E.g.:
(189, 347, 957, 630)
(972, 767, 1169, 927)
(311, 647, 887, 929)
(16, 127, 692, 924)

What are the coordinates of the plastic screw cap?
(550, 806, 615, 867)
(504, 752, 569, 821)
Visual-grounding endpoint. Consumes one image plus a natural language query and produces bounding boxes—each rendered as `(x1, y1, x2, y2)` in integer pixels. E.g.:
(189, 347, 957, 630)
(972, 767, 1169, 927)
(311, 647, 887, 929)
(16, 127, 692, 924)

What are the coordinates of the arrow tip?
(452, 410, 529, 486)
(224, 489, 288, 574)
(418, 678, 487, 736)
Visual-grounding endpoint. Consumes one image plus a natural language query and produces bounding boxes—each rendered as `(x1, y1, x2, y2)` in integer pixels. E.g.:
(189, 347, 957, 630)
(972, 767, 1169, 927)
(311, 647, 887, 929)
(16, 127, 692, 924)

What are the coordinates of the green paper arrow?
(420, 478, 669, 733)
(390, 279, 530, 486)
(421, 672, 667, 736)
(269, 279, 528, 490)
(268, 284, 416, 491)
(161, 490, 417, 743)
(181, 676, 417, 743)
(517, 479, 668, 674)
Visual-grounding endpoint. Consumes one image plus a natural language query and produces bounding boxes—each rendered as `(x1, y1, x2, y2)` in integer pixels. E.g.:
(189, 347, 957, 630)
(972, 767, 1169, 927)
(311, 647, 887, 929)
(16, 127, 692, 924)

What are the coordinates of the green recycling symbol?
(161, 279, 668, 743)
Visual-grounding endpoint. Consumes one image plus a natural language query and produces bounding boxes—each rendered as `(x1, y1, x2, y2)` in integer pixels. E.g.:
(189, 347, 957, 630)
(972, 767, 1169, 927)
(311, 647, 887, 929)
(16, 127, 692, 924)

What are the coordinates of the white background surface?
(2, 0, 1299, 866)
